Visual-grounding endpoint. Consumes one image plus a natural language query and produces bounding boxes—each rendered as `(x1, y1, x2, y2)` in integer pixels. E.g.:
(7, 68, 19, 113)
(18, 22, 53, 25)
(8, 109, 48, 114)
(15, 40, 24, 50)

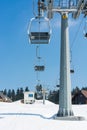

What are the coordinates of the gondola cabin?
(28, 16, 51, 44)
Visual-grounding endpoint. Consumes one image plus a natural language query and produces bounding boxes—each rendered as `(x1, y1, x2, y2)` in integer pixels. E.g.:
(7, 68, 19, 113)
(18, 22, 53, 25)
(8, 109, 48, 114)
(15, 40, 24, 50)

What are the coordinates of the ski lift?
(83, 20, 87, 38)
(28, 16, 51, 44)
(56, 84, 60, 88)
(34, 56, 45, 71)
(70, 69, 74, 73)
(70, 50, 74, 74)
(34, 46, 45, 71)
(34, 65, 45, 71)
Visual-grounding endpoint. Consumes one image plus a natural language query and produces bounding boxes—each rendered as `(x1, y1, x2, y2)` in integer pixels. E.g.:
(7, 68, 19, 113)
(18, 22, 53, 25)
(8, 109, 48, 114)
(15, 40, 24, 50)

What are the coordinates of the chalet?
(0, 91, 12, 102)
(72, 90, 87, 104)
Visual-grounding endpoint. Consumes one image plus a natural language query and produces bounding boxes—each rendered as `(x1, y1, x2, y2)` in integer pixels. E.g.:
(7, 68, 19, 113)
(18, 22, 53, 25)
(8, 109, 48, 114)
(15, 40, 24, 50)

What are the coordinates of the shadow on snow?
(0, 113, 54, 120)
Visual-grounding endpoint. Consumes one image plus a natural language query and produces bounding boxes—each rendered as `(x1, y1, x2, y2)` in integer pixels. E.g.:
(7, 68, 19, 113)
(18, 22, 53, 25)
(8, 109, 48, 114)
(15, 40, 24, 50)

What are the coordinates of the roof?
(0, 91, 12, 102)
(81, 90, 87, 98)
(72, 90, 87, 99)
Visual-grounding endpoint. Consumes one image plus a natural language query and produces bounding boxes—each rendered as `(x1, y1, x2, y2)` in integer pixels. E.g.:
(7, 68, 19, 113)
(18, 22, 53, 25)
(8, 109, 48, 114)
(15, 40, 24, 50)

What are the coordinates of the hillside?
(0, 100, 87, 130)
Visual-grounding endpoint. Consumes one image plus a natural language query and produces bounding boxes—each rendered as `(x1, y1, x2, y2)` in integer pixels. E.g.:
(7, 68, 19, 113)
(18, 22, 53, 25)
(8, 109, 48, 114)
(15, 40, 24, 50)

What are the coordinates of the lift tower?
(58, 12, 73, 116)
(48, 0, 77, 117)
(47, 0, 87, 117)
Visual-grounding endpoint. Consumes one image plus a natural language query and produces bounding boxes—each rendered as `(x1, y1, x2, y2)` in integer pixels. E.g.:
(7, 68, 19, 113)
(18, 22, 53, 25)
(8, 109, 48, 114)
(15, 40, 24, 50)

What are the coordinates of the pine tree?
(19, 87, 24, 99)
(16, 88, 20, 100)
(7, 89, 12, 99)
(25, 86, 29, 92)
(3, 88, 7, 96)
(36, 84, 42, 92)
(11, 89, 16, 101)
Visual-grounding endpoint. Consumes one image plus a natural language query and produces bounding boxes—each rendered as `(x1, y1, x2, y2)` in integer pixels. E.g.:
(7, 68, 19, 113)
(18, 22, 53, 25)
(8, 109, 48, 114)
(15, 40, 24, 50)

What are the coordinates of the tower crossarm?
(72, 0, 87, 19)
(82, 1, 87, 16)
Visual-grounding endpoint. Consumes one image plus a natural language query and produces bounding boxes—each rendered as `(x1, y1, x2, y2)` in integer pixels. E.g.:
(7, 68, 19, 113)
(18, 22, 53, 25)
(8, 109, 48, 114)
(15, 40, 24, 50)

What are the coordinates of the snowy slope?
(0, 100, 87, 130)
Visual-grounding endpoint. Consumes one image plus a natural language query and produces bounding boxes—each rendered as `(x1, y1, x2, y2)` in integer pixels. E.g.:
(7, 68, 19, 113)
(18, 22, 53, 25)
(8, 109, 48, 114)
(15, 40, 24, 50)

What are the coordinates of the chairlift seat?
(29, 32, 50, 44)
(70, 69, 74, 73)
(34, 65, 45, 71)
(56, 85, 60, 88)
(84, 33, 87, 38)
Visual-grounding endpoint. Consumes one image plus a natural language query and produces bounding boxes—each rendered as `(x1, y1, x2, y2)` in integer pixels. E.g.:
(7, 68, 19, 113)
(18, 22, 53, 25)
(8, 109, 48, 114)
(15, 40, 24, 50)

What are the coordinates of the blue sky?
(0, 0, 87, 91)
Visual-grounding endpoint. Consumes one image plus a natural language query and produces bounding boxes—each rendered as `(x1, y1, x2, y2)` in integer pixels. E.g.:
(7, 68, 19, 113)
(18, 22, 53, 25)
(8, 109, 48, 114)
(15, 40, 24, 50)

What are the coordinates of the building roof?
(0, 91, 12, 102)
(72, 90, 87, 99)
(81, 90, 87, 98)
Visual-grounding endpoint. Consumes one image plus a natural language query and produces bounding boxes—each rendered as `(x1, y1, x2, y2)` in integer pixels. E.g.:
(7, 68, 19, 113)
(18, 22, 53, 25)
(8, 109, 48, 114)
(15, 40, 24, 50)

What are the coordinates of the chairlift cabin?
(28, 16, 51, 44)
(34, 57, 45, 71)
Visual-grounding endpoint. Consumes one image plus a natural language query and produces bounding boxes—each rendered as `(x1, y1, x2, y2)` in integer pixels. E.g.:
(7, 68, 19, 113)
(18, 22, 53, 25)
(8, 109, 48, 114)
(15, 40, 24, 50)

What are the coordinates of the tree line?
(1, 85, 87, 103)
(1, 85, 43, 102)
(48, 86, 87, 104)
(2, 86, 29, 101)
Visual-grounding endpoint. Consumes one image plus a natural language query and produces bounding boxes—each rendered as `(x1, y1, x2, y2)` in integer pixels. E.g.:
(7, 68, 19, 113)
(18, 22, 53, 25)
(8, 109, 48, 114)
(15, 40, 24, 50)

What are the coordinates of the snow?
(0, 100, 87, 130)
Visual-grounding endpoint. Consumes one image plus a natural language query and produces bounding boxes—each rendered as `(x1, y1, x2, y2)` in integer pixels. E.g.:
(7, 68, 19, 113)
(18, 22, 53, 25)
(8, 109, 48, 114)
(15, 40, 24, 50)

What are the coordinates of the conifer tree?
(11, 89, 16, 101)
(7, 89, 12, 99)
(25, 86, 29, 92)
(3, 88, 7, 96)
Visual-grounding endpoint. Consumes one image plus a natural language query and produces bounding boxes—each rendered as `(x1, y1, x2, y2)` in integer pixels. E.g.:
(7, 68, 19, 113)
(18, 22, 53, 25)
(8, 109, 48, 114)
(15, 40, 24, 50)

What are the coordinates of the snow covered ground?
(0, 100, 87, 130)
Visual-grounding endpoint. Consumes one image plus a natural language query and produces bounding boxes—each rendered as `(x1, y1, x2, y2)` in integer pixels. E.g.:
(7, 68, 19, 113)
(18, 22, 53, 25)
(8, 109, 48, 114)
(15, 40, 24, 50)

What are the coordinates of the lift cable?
(35, 45, 41, 84)
(83, 18, 87, 38)
(33, 0, 36, 17)
(70, 16, 84, 50)
(36, 45, 41, 59)
(70, 49, 75, 74)
(70, 16, 85, 74)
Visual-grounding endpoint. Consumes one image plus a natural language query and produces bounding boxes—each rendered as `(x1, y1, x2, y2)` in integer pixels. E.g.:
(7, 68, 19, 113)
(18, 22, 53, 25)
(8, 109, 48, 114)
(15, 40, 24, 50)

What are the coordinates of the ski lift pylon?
(28, 16, 51, 44)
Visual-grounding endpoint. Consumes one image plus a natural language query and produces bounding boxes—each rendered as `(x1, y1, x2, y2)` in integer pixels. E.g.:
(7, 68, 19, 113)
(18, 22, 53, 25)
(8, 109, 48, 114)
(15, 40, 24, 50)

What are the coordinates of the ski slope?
(0, 100, 87, 130)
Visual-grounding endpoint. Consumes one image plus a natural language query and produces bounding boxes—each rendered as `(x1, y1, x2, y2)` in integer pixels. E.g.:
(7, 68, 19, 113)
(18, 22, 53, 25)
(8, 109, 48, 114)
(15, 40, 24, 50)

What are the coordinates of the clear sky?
(0, 0, 87, 91)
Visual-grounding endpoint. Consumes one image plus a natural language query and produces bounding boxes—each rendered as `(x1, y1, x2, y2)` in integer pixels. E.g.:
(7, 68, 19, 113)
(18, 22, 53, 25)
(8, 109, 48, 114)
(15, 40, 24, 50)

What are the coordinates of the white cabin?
(24, 91, 35, 104)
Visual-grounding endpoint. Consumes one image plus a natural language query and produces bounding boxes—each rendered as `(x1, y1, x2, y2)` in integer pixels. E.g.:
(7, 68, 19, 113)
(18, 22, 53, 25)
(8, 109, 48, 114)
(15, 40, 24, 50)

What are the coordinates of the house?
(0, 91, 12, 102)
(24, 91, 35, 104)
(72, 90, 87, 104)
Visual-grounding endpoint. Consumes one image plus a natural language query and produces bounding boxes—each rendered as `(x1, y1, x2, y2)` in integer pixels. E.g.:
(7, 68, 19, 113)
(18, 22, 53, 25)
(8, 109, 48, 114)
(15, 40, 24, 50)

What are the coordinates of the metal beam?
(73, 0, 87, 18)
